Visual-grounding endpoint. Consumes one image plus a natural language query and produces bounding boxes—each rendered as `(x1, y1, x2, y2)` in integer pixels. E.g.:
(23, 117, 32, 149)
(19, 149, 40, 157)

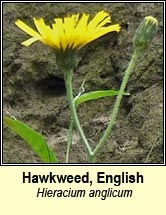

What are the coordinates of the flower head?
(15, 10, 121, 52)
(133, 16, 158, 50)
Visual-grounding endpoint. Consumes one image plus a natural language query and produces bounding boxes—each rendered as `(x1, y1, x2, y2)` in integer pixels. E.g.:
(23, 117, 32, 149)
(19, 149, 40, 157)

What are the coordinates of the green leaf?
(3, 116, 57, 163)
(74, 90, 129, 107)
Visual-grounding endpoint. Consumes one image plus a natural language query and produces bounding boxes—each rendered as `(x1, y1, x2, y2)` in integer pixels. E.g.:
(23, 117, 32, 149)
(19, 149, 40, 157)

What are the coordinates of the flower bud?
(133, 16, 158, 50)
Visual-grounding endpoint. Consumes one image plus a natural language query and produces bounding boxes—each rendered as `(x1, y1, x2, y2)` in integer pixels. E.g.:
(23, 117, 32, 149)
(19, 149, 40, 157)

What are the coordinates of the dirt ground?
(3, 2, 164, 164)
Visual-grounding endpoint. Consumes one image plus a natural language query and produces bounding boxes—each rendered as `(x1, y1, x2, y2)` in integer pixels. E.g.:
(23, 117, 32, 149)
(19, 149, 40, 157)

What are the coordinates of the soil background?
(3, 2, 164, 163)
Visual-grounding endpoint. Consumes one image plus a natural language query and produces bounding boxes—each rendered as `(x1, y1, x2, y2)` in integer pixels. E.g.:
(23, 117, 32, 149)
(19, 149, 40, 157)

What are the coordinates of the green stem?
(65, 119, 74, 163)
(93, 48, 142, 158)
(88, 154, 95, 163)
(64, 69, 93, 157)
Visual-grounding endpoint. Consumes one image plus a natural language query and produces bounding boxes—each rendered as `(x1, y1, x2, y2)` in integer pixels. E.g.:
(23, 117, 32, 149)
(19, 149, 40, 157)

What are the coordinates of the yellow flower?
(15, 10, 121, 51)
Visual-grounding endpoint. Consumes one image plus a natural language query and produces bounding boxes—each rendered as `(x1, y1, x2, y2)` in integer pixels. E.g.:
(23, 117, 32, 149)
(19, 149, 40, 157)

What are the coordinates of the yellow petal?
(76, 13, 89, 30)
(69, 13, 89, 49)
(34, 18, 60, 49)
(21, 37, 39, 46)
(15, 19, 41, 38)
(33, 18, 51, 37)
(94, 16, 111, 28)
(92, 24, 121, 41)
(53, 18, 67, 50)
(88, 10, 110, 29)
(78, 24, 121, 49)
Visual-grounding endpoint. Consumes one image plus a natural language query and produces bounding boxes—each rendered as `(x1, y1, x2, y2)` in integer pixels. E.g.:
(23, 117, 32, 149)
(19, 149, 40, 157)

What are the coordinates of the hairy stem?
(93, 48, 142, 158)
(65, 119, 74, 163)
(64, 70, 93, 159)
